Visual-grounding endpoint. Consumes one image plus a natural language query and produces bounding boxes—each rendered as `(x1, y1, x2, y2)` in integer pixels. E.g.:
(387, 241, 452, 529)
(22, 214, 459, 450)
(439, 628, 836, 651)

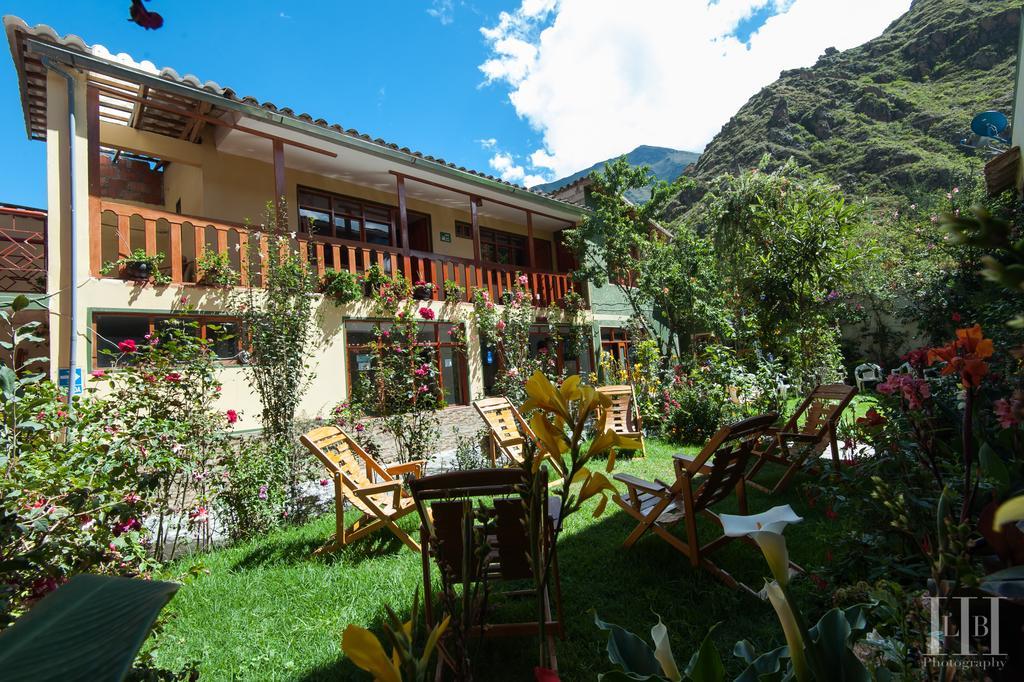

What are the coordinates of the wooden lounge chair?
(612, 413, 779, 593)
(409, 468, 564, 674)
(473, 396, 567, 478)
(596, 384, 646, 457)
(299, 425, 425, 552)
(745, 383, 857, 495)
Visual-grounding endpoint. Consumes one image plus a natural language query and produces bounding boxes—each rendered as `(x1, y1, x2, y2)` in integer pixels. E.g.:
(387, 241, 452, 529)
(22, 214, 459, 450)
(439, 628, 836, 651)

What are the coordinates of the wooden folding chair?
(596, 385, 645, 457)
(472, 397, 567, 479)
(745, 383, 857, 495)
(612, 413, 780, 593)
(409, 468, 564, 674)
(299, 425, 426, 552)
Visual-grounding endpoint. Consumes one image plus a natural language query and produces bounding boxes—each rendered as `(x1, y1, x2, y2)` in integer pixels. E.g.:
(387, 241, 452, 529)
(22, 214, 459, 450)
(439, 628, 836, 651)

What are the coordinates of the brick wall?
(358, 405, 489, 465)
(99, 155, 164, 206)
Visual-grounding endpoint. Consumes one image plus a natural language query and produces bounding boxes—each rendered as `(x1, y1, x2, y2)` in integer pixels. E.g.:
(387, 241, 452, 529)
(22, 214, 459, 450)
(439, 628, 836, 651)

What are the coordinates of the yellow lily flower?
(994, 495, 1024, 531)
(342, 625, 401, 682)
(521, 371, 571, 423)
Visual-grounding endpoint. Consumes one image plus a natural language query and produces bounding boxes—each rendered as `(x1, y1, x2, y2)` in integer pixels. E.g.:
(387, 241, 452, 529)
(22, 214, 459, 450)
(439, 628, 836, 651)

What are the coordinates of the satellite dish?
(970, 110, 1009, 142)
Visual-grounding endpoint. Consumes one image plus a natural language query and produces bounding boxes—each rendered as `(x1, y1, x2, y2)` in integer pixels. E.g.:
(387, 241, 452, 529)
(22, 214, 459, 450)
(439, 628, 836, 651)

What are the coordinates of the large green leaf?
(733, 641, 787, 682)
(683, 630, 725, 682)
(807, 608, 870, 682)
(594, 610, 664, 678)
(980, 566, 1024, 600)
(0, 574, 179, 682)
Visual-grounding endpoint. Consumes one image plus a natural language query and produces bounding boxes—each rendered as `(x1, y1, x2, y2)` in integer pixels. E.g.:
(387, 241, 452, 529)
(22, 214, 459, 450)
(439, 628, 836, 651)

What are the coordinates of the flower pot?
(413, 286, 433, 300)
(123, 260, 153, 281)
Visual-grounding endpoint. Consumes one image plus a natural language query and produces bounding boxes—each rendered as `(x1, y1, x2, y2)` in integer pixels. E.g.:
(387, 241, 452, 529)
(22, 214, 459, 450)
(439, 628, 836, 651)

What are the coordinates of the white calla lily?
(720, 505, 803, 586)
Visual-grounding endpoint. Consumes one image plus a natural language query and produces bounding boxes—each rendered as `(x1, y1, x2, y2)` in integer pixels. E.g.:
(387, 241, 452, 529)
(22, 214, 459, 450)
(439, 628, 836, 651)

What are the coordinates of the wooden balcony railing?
(93, 200, 584, 308)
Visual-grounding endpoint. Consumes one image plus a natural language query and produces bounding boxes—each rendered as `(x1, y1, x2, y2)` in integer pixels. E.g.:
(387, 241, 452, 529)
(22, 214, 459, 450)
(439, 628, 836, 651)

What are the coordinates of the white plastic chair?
(854, 363, 883, 392)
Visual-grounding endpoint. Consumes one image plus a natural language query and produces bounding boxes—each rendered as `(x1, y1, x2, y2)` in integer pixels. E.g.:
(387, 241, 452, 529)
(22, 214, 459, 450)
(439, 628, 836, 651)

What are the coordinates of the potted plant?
(557, 290, 586, 314)
(321, 269, 361, 305)
(197, 250, 240, 287)
(442, 279, 464, 302)
(101, 249, 171, 285)
(361, 263, 389, 296)
(412, 280, 436, 300)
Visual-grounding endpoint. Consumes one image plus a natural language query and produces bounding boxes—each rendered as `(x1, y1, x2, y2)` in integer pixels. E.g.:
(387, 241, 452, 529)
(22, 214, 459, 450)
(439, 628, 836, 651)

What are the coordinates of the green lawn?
(150, 440, 847, 681)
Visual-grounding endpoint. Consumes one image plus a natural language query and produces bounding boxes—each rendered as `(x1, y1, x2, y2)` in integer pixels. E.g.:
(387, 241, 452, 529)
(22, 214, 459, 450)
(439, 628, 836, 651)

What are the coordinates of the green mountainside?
(534, 145, 700, 202)
(666, 0, 1021, 217)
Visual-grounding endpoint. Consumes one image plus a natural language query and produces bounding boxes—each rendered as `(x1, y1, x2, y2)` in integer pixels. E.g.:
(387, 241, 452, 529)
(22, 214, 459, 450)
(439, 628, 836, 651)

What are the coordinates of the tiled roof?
(3, 15, 577, 207)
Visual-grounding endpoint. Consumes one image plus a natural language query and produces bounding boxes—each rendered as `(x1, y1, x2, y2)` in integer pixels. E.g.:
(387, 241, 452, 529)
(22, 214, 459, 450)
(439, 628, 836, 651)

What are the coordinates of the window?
(297, 187, 395, 247)
(345, 321, 468, 408)
(93, 313, 241, 368)
(481, 324, 592, 395)
(600, 327, 632, 371)
(455, 221, 473, 239)
(480, 227, 529, 266)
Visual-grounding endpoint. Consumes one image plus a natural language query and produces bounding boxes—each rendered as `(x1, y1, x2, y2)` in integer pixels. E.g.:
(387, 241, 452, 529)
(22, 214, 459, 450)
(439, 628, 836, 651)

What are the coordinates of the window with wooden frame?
(599, 327, 632, 370)
(479, 226, 529, 267)
(92, 313, 241, 368)
(297, 187, 395, 247)
(454, 221, 473, 239)
(481, 324, 592, 395)
(345, 321, 468, 408)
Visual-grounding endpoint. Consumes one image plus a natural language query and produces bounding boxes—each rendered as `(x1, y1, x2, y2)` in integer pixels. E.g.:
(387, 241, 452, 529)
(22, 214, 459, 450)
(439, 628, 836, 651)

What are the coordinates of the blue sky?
(0, 0, 541, 207)
(0, 1, 910, 208)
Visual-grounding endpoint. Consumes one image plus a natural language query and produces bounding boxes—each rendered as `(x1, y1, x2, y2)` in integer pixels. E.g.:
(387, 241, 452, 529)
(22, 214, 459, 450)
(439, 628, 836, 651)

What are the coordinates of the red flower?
(927, 325, 993, 388)
(418, 307, 435, 320)
(117, 339, 137, 353)
(164, 372, 182, 383)
(951, 312, 962, 323)
(856, 408, 886, 428)
(825, 549, 833, 563)
(113, 518, 142, 536)
(226, 409, 239, 425)
(534, 668, 560, 682)
(809, 574, 828, 591)
(824, 505, 837, 521)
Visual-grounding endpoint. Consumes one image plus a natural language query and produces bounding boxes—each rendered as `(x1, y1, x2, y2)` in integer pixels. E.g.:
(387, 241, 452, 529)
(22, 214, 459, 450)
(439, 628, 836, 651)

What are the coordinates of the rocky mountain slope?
(534, 145, 699, 202)
(666, 0, 1021, 217)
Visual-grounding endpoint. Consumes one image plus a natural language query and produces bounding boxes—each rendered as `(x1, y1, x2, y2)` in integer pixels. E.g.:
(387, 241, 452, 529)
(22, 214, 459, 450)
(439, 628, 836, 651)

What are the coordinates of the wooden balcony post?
(470, 195, 481, 262)
(396, 175, 410, 255)
(86, 84, 102, 277)
(526, 210, 536, 269)
(273, 139, 286, 223)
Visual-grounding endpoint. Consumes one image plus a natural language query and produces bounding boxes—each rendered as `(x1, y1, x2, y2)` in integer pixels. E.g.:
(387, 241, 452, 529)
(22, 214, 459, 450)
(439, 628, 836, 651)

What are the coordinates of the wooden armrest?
(673, 452, 711, 476)
(353, 480, 402, 499)
(386, 460, 426, 477)
(613, 473, 667, 495)
(498, 437, 526, 447)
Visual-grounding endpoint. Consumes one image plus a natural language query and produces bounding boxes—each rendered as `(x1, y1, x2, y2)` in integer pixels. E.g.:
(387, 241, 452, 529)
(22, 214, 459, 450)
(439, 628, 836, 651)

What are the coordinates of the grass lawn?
(149, 439, 851, 681)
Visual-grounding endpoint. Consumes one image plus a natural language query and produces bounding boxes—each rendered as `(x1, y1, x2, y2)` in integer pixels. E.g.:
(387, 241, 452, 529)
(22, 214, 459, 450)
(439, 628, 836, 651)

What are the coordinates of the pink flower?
(90, 369, 105, 378)
(355, 422, 365, 433)
(877, 373, 931, 410)
(486, 301, 495, 310)
(113, 518, 142, 536)
(188, 506, 209, 524)
(418, 384, 430, 393)
(518, 274, 529, 286)
(258, 485, 268, 500)
(117, 339, 137, 353)
(320, 478, 329, 487)
(419, 307, 435, 320)
(994, 399, 1020, 429)
(180, 295, 188, 304)
(123, 492, 141, 505)
(226, 409, 239, 425)
(507, 367, 519, 378)
(496, 320, 506, 331)
(164, 372, 182, 383)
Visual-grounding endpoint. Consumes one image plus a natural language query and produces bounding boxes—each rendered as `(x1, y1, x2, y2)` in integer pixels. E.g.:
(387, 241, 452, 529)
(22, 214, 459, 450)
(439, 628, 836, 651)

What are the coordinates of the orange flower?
(927, 325, 994, 388)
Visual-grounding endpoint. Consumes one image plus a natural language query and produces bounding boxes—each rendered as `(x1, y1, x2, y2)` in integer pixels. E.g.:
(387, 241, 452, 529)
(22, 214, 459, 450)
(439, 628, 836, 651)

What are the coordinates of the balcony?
(92, 199, 584, 308)
(0, 204, 46, 293)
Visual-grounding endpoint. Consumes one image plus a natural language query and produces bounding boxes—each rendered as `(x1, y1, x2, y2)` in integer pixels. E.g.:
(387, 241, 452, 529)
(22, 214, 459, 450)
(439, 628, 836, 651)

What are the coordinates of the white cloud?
(477, 137, 498, 149)
(479, 0, 911, 178)
(427, 0, 455, 25)
(488, 150, 548, 187)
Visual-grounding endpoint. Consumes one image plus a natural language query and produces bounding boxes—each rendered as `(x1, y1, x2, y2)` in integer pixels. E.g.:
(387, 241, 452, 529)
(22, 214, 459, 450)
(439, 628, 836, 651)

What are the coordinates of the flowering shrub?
(215, 437, 290, 542)
(320, 268, 361, 305)
(471, 276, 541, 403)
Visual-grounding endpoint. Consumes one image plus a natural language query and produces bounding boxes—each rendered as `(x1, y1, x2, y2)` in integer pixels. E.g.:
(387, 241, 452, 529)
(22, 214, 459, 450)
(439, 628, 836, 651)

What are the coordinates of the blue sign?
(58, 367, 83, 396)
(485, 349, 494, 366)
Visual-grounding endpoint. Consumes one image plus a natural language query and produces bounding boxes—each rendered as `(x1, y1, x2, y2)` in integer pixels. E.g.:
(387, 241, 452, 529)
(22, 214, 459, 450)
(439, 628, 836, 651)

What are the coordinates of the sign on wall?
(440, 232, 452, 243)
(58, 367, 83, 396)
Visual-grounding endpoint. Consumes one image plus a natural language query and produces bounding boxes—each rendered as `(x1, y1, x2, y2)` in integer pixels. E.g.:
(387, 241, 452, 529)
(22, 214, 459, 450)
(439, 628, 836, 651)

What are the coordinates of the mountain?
(666, 0, 1020, 217)
(533, 145, 700, 202)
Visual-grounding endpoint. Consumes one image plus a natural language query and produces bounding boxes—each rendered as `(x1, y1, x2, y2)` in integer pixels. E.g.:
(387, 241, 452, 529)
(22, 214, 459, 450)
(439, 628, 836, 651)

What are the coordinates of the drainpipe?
(41, 57, 79, 413)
